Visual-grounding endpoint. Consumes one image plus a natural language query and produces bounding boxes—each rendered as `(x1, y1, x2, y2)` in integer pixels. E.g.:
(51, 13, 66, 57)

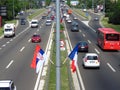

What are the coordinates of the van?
(30, 19, 38, 28)
(4, 23, 15, 37)
(0, 80, 17, 90)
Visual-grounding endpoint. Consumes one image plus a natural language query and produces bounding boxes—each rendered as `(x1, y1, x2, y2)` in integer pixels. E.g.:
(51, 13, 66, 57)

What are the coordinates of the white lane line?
(6, 60, 14, 69)
(20, 46, 25, 52)
(79, 30, 81, 32)
(107, 63, 116, 72)
(87, 40, 91, 44)
(10, 39, 13, 41)
(6, 41, 10, 44)
(37, 29, 39, 32)
(95, 48, 100, 54)
(28, 39, 31, 42)
(0, 48, 2, 50)
(82, 33, 85, 37)
(2, 44, 6, 47)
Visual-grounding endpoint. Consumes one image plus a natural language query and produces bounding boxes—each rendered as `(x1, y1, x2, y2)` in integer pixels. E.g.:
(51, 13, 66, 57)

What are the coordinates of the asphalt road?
(0, 12, 52, 90)
(65, 11, 120, 90)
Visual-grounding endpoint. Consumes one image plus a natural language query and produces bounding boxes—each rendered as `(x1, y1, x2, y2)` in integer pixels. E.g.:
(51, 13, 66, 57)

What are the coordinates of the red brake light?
(85, 58, 87, 62)
(98, 57, 100, 62)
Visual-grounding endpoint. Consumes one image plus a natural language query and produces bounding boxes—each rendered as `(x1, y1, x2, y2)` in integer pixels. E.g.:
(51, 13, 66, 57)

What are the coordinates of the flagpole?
(62, 57, 68, 64)
(56, 0, 60, 89)
(49, 58, 54, 64)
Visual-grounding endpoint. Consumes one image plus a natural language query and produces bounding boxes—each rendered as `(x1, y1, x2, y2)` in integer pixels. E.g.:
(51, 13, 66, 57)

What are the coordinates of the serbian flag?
(60, 16, 64, 23)
(68, 44, 79, 72)
(31, 44, 47, 73)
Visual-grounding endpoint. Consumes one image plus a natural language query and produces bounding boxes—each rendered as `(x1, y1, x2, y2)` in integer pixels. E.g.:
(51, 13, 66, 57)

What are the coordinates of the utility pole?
(92, 0, 94, 10)
(56, 0, 60, 90)
(103, 0, 105, 14)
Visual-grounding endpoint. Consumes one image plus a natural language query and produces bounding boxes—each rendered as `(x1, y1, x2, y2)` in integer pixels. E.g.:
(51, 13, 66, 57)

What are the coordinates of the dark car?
(71, 21, 79, 32)
(20, 18, 26, 25)
(31, 34, 41, 43)
(78, 41, 88, 52)
(42, 15, 46, 19)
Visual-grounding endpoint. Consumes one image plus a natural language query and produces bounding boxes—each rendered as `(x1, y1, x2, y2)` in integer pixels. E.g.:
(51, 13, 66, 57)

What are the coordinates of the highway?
(65, 10, 120, 90)
(0, 11, 52, 90)
(0, 5, 120, 90)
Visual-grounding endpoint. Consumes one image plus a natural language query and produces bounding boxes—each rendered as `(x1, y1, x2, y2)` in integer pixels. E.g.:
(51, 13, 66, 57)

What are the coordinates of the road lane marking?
(87, 40, 91, 44)
(6, 41, 10, 44)
(0, 48, 2, 50)
(28, 39, 31, 42)
(82, 33, 85, 37)
(95, 48, 100, 54)
(20, 46, 25, 52)
(2, 44, 6, 47)
(10, 39, 13, 41)
(107, 63, 116, 72)
(6, 60, 14, 69)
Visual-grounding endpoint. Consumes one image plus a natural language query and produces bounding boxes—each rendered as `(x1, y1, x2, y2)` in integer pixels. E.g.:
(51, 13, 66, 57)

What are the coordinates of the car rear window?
(87, 56, 98, 60)
(79, 42, 87, 46)
(33, 35, 40, 37)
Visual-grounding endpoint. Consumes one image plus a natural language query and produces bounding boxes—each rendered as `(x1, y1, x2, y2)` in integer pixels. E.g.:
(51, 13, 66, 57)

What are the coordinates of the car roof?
(78, 41, 88, 43)
(85, 53, 98, 56)
(33, 34, 40, 36)
(72, 21, 78, 25)
(31, 19, 38, 22)
(0, 80, 12, 87)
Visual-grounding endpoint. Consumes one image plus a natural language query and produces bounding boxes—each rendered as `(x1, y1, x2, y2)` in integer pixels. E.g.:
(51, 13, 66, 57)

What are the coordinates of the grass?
(44, 27, 73, 90)
(72, 8, 90, 20)
(101, 17, 120, 32)
(28, 8, 46, 20)
(0, 27, 3, 36)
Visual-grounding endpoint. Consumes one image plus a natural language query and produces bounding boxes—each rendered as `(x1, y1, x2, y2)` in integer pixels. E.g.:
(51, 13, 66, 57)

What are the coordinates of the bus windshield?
(106, 34, 119, 41)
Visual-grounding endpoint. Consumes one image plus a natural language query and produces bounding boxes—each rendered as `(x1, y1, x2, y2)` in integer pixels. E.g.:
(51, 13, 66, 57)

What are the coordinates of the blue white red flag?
(68, 44, 79, 72)
(31, 44, 47, 73)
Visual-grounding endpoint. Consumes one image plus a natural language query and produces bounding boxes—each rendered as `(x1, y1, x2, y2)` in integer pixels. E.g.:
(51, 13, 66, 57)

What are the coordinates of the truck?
(4, 23, 16, 37)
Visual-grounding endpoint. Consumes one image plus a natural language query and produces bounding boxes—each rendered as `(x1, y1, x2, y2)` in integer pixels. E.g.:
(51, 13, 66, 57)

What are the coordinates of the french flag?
(31, 44, 47, 73)
(68, 44, 79, 72)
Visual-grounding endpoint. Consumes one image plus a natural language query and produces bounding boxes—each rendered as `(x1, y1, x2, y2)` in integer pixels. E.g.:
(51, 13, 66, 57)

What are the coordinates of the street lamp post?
(92, 0, 94, 10)
(103, 0, 105, 14)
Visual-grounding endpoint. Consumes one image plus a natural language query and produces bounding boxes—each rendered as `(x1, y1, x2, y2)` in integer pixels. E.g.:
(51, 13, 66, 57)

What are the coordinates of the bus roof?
(98, 28, 120, 34)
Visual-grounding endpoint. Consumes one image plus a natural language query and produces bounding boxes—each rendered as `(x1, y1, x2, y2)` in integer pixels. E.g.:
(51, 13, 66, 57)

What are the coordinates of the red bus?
(97, 28, 120, 50)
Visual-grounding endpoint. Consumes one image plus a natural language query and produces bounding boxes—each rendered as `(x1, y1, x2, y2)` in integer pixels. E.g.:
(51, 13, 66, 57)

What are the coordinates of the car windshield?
(79, 42, 87, 46)
(46, 20, 51, 23)
(32, 22, 37, 24)
(87, 56, 98, 60)
(5, 29, 12, 31)
(0, 87, 10, 90)
(33, 35, 40, 37)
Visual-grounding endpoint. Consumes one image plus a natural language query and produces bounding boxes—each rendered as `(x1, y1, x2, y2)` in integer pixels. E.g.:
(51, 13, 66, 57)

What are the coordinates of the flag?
(31, 44, 40, 69)
(31, 44, 47, 73)
(68, 44, 79, 72)
(60, 16, 64, 23)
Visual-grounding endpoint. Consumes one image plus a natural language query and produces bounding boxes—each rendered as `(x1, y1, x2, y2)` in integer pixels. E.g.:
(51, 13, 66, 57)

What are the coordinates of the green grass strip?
(101, 17, 120, 32)
(44, 27, 74, 90)
(28, 8, 46, 20)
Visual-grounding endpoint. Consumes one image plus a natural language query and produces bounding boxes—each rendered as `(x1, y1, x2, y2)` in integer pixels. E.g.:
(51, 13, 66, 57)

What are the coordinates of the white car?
(0, 80, 16, 90)
(67, 19, 72, 23)
(46, 19, 52, 26)
(73, 17, 77, 20)
(82, 53, 100, 69)
(30, 19, 38, 28)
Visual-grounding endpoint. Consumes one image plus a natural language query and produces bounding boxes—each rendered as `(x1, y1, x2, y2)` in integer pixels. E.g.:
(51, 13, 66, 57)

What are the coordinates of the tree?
(108, 0, 120, 24)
